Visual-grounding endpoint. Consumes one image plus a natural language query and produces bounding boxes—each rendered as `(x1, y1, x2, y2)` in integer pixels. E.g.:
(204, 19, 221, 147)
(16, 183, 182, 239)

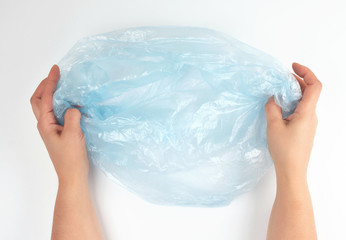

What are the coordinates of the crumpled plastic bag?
(53, 26, 301, 207)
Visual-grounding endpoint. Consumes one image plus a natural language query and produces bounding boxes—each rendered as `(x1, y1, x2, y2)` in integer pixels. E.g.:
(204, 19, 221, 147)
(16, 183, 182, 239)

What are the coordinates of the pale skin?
(265, 63, 321, 240)
(30, 65, 103, 240)
(31, 62, 321, 239)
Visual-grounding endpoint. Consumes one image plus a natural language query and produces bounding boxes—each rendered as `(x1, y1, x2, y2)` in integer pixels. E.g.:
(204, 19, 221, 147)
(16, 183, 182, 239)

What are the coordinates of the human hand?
(30, 65, 89, 185)
(265, 63, 322, 181)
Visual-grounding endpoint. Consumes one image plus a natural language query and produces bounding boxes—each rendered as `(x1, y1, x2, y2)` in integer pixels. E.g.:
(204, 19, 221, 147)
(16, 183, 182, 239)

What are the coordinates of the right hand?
(264, 63, 322, 181)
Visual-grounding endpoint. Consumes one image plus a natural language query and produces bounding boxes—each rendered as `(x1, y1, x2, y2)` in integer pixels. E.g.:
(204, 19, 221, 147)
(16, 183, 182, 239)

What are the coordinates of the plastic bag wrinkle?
(53, 26, 301, 207)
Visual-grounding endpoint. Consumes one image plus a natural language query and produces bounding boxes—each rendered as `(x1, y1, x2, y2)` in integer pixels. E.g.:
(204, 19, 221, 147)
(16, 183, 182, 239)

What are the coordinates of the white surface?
(0, 0, 345, 239)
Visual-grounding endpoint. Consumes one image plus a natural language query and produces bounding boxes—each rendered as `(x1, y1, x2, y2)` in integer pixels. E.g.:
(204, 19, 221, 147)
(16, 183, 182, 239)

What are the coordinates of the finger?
(292, 63, 322, 111)
(292, 62, 319, 85)
(37, 120, 64, 140)
(292, 73, 307, 93)
(30, 78, 47, 120)
(264, 96, 284, 127)
(63, 108, 82, 133)
(40, 65, 60, 118)
(31, 78, 47, 101)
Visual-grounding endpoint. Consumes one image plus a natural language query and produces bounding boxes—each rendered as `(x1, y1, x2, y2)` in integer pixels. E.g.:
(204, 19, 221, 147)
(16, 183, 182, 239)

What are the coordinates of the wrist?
(276, 172, 307, 189)
(58, 172, 89, 189)
(275, 169, 309, 200)
(273, 159, 308, 183)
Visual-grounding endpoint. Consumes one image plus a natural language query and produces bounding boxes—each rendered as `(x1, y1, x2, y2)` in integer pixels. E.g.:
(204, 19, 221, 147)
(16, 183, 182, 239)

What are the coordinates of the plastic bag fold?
(53, 26, 301, 207)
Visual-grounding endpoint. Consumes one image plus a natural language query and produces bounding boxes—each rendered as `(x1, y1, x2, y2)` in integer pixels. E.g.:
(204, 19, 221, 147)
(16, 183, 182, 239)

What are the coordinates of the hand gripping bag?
(53, 26, 301, 207)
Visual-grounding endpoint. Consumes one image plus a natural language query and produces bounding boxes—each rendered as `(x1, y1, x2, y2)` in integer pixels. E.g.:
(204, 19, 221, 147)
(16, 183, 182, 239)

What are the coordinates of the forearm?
(51, 178, 103, 240)
(265, 63, 321, 239)
(267, 173, 317, 240)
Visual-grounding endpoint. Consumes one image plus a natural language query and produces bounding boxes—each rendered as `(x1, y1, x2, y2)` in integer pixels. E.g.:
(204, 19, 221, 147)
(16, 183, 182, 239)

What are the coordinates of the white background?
(0, 0, 345, 239)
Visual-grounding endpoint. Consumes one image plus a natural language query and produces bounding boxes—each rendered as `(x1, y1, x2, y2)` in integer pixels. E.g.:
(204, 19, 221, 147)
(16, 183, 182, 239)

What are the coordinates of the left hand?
(30, 65, 89, 185)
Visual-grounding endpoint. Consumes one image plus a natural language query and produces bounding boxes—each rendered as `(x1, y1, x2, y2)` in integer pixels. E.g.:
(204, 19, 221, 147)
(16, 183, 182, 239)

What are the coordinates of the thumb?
(64, 108, 82, 132)
(264, 96, 284, 127)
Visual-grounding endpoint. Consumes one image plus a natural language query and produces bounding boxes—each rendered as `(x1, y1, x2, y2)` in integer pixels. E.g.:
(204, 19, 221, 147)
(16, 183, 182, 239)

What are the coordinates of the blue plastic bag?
(53, 26, 301, 207)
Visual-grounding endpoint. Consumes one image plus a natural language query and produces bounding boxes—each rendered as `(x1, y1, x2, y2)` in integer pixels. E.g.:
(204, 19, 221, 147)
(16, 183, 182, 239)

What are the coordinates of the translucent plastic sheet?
(53, 26, 301, 207)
